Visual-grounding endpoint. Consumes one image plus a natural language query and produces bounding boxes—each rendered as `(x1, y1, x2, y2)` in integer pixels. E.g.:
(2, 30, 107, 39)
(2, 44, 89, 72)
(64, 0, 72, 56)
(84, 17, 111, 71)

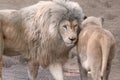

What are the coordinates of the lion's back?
(0, 10, 17, 20)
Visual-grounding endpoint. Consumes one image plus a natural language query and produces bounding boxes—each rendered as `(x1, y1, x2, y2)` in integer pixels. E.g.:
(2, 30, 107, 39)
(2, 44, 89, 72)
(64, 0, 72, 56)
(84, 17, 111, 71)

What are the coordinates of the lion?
(0, 0, 85, 80)
(77, 16, 116, 80)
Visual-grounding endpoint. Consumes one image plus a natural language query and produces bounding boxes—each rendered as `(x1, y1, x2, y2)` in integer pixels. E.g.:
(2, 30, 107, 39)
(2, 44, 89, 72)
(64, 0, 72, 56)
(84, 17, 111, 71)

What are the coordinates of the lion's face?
(59, 19, 80, 47)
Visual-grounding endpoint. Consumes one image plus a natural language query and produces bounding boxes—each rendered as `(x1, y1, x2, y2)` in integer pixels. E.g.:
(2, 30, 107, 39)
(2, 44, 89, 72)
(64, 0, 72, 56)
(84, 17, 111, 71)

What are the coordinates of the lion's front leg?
(28, 60, 39, 80)
(49, 63, 64, 80)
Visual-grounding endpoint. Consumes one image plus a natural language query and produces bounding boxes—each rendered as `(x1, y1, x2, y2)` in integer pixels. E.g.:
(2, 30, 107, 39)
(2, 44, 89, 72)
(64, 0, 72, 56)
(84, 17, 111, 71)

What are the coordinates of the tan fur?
(0, 59, 1, 80)
(77, 16, 115, 80)
(0, 0, 84, 80)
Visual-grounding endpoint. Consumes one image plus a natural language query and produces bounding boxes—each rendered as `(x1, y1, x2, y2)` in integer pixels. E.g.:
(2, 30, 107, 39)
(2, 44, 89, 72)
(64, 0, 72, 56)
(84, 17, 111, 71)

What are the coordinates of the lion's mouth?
(65, 42, 75, 46)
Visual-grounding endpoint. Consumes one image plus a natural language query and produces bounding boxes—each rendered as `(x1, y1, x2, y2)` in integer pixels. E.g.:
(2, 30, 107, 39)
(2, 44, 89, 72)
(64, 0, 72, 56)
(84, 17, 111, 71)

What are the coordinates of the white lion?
(77, 16, 116, 80)
(0, 0, 84, 80)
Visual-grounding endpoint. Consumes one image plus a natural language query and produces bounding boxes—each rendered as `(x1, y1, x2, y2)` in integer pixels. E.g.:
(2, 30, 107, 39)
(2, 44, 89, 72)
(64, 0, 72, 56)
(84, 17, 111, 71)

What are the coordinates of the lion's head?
(49, 0, 85, 47)
(35, 0, 85, 47)
(58, 19, 79, 46)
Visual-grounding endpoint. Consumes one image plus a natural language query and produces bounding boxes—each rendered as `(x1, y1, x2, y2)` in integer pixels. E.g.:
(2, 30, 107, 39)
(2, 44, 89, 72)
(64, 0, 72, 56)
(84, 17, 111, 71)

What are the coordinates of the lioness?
(77, 16, 115, 80)
(0, 0, 85, 80)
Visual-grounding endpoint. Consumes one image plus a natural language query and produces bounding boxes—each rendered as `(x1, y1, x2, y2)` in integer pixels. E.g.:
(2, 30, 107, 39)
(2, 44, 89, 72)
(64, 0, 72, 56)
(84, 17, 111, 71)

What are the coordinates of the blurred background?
(1, 0, 120, 80)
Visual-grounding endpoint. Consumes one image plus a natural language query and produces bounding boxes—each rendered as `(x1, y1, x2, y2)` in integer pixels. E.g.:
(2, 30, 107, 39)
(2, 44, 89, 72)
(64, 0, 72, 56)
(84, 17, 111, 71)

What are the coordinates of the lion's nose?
(69, 37, 76, 42)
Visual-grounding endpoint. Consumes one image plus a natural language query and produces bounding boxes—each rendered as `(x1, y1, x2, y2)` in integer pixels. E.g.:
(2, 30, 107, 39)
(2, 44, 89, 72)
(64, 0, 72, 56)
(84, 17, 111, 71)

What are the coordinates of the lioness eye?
(63, 25, 67, 29)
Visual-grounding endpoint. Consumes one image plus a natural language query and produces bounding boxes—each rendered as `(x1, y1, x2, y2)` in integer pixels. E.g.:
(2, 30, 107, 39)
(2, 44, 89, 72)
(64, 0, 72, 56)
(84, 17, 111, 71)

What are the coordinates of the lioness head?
(81, 16, 104, 28)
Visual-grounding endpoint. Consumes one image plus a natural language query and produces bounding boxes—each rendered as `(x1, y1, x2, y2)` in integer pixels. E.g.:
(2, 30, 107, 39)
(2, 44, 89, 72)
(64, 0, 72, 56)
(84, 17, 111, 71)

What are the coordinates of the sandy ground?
(1, 0, 120, 80)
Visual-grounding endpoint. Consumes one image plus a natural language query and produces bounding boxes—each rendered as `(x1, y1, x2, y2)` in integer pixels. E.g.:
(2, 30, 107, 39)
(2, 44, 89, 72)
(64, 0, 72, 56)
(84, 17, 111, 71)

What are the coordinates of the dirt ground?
(1, 0, 120, 80)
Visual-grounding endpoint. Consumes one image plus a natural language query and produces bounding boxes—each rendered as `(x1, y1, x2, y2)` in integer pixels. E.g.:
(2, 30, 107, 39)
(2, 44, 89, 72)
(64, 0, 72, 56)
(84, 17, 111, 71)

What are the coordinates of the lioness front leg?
(80, 67, 88, 80)
(49, 63, 64, 80)
(0, 61, 1, 80)
(28, 60, 39, 80)
(0, 31, 4, 80)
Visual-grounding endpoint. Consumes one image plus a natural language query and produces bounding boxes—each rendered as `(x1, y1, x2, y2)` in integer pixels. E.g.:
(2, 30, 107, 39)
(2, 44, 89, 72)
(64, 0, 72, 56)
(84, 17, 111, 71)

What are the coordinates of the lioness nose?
(69, 37, 76, 41)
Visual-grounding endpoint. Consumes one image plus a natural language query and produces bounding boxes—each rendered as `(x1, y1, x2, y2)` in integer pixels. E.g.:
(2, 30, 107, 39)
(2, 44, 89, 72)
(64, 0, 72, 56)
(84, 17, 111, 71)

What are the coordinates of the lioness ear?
(101, 17, 104, 25)
(98, 17, 104, 25)
(99, 17, 104, 25)
(52, 0, 70, 2)
(83, 16, 87, 20)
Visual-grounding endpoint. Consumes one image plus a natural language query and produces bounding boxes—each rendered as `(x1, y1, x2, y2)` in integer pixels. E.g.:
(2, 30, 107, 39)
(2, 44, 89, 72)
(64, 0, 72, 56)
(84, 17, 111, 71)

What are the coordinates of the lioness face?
(59, 19, 79, 46)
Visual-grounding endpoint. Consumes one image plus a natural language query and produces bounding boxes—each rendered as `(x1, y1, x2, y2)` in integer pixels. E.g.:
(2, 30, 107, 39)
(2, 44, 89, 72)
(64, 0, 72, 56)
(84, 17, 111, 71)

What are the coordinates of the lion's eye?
(74, 24, 78, 28)
(63, 25, 67, 30)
